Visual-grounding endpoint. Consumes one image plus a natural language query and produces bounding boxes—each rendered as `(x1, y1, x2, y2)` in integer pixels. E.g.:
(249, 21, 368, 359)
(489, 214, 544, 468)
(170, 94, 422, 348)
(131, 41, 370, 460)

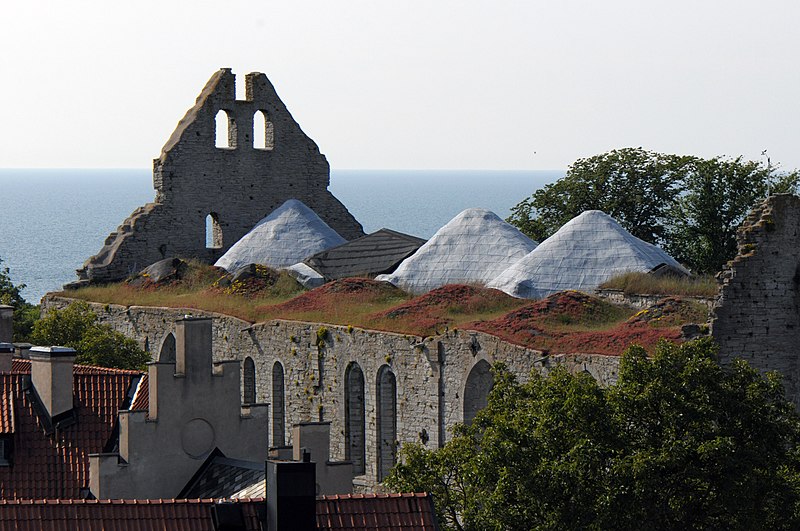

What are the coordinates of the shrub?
(30, 302, 149, 370)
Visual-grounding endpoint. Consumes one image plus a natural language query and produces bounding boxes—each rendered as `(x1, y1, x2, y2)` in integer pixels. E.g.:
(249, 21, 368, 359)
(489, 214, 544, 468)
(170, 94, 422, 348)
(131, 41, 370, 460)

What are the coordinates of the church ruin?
(75, 69, 363, 284)
(712, 193, 800, 407)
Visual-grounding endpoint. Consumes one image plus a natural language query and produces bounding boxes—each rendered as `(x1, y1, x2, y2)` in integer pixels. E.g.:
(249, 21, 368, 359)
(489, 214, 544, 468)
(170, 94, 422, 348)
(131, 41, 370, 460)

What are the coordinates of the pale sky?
(2, 1, 798, 170)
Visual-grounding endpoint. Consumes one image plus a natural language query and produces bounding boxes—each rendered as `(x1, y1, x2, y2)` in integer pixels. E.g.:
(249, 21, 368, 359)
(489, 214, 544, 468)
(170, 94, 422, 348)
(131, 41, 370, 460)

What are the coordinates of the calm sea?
(0, 169, 562, 303)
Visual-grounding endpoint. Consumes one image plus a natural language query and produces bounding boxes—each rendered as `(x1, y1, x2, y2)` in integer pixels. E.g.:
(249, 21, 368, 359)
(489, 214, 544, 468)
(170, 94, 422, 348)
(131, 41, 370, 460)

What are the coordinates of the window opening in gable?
(253, 110, 274, 150)
(215, 110, 237, 149)
(205, 213, 223, 249)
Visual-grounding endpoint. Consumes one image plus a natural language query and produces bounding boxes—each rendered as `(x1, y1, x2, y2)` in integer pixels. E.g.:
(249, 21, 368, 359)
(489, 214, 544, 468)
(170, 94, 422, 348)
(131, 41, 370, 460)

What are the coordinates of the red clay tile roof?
(0, 498, 263, 531)
(317, 492, 439, 531)
(0, 392, 13, 435)
(0, 494, 439, 530)
(10, 358, 140, 375)
(0, 364, 139, 499)
(129, 373, 149, 411)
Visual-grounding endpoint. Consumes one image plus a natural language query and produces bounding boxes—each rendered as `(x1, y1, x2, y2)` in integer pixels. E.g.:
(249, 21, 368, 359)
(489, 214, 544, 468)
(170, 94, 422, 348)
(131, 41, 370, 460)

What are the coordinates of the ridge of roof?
(10, 358, 142, 376)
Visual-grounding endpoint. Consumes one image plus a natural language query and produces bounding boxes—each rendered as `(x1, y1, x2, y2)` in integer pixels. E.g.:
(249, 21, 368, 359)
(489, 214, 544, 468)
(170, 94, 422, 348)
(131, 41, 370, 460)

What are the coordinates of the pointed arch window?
(463, 360, 493, 425)
(376, 365, 397, 482)
(159, 333, 176, 363)
(272, 361, 286, 446)
(205, 213, 223, 249)
(243, 357, 256, 404)
(345, 363, 366, 475)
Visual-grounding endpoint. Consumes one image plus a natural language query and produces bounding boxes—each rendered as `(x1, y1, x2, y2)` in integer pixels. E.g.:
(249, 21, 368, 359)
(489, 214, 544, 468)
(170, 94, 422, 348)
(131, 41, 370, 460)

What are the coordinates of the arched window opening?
(215, 109, 237, 148)
(243, 357, 256, 404)
(205, 213, 223, 249)
(272, 361, 286, 447)
(253, 110, 274, 150)
(159, 333, 176, 363)
(463, 360, 493, 426)
(376, 365, 397, 482)
(345, 363, 366, 475)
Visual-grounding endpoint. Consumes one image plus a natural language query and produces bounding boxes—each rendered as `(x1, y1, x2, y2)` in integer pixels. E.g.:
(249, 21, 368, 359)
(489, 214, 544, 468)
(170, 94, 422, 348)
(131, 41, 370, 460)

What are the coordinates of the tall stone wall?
(712, 194, 800, 407)
(43, 296, 621, 489)
(76, 69, 363, 283)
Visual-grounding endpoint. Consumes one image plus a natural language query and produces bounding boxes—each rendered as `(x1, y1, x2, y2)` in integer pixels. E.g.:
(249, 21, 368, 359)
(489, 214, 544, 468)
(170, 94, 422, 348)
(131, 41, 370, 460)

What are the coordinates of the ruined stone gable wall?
(78, 69, 363, 283)
(43, 296, 620, 489)
(712, 194, 800, 407)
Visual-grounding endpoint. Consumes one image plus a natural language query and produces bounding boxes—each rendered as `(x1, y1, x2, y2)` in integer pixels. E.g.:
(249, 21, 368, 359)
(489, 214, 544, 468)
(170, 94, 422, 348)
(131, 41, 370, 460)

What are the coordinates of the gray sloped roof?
(303, 228, 426, 280)
(488, 210, 689, 299)
(375, 208, 538, 295)
(178, 450, 265, 499)
(214, 199, 346, 272)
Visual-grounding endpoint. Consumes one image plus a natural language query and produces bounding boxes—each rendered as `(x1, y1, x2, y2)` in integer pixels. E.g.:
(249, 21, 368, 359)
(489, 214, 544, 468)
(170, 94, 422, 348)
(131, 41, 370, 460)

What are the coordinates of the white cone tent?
(375, 208, 538, 295)
(488, 210, 689, 299)
(214, 199, 347, 272)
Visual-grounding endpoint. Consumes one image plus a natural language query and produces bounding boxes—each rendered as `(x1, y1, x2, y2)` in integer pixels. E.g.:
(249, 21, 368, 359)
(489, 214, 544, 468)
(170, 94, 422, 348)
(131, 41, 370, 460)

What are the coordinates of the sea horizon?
(0, 168, 564, 303)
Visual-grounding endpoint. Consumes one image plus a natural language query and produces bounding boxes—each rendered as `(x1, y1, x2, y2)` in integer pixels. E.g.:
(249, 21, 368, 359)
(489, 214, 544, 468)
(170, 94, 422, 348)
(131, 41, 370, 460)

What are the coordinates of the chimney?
(0, 305, 12, 343)
(29, 346, 76, 420)
(0, 343, 13, 372)
(175, 316, 213, 377)
(266, 459, 316, 531)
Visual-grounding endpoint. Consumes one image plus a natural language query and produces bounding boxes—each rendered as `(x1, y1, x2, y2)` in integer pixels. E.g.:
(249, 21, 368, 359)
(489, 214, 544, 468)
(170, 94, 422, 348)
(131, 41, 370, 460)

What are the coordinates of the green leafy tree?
(387, 339, 800, 530)
(507, 149, 800, 274)
(507, 148, 687, 243)
(30, 302, 150, 370)
(664, 156, 800, 273)
(0, 258, 38, 342)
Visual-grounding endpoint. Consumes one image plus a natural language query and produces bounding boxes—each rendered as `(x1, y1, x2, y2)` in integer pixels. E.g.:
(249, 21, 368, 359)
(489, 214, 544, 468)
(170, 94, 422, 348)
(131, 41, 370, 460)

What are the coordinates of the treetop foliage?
(30, 301, 150, 370)
(0, 257, 38, 342)
(387, 339, 800, 530)
(507, 148, 800, 274)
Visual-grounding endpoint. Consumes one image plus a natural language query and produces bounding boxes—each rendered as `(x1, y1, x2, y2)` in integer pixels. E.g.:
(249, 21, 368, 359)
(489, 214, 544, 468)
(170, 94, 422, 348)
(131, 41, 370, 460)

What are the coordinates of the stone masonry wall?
(712, 194, 800, 407)
(43, 296, 621, 489)
(595, 289, 716, 311)
(77, 69, 363, 283)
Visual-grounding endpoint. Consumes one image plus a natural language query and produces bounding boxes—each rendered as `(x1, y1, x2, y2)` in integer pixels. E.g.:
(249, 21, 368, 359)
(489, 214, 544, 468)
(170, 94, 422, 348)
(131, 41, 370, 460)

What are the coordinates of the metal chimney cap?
(29, 346, 77, 358)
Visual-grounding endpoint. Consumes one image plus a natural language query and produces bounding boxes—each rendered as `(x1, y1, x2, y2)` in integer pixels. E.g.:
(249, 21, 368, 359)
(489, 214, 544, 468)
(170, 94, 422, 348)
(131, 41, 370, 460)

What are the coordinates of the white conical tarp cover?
(488, 210, 689, 299)
(375, 208, 537, 294)
(215, 199, 347, 272)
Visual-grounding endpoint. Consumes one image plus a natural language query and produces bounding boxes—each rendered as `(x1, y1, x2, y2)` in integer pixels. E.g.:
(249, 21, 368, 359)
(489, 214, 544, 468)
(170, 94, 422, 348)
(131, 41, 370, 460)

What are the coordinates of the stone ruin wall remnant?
(76, 68, 363, 283)
(42, 296, 621, 490)
(712, 194, 800, 407)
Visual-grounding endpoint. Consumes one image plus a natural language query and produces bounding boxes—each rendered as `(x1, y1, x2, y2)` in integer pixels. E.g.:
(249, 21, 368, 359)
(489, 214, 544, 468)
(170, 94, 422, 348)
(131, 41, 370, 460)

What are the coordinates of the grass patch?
(599, 271, 718, 297)
(60, 261, 305, 322)
(468, 291, 701, 355)
(55, 262, 704, 354)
